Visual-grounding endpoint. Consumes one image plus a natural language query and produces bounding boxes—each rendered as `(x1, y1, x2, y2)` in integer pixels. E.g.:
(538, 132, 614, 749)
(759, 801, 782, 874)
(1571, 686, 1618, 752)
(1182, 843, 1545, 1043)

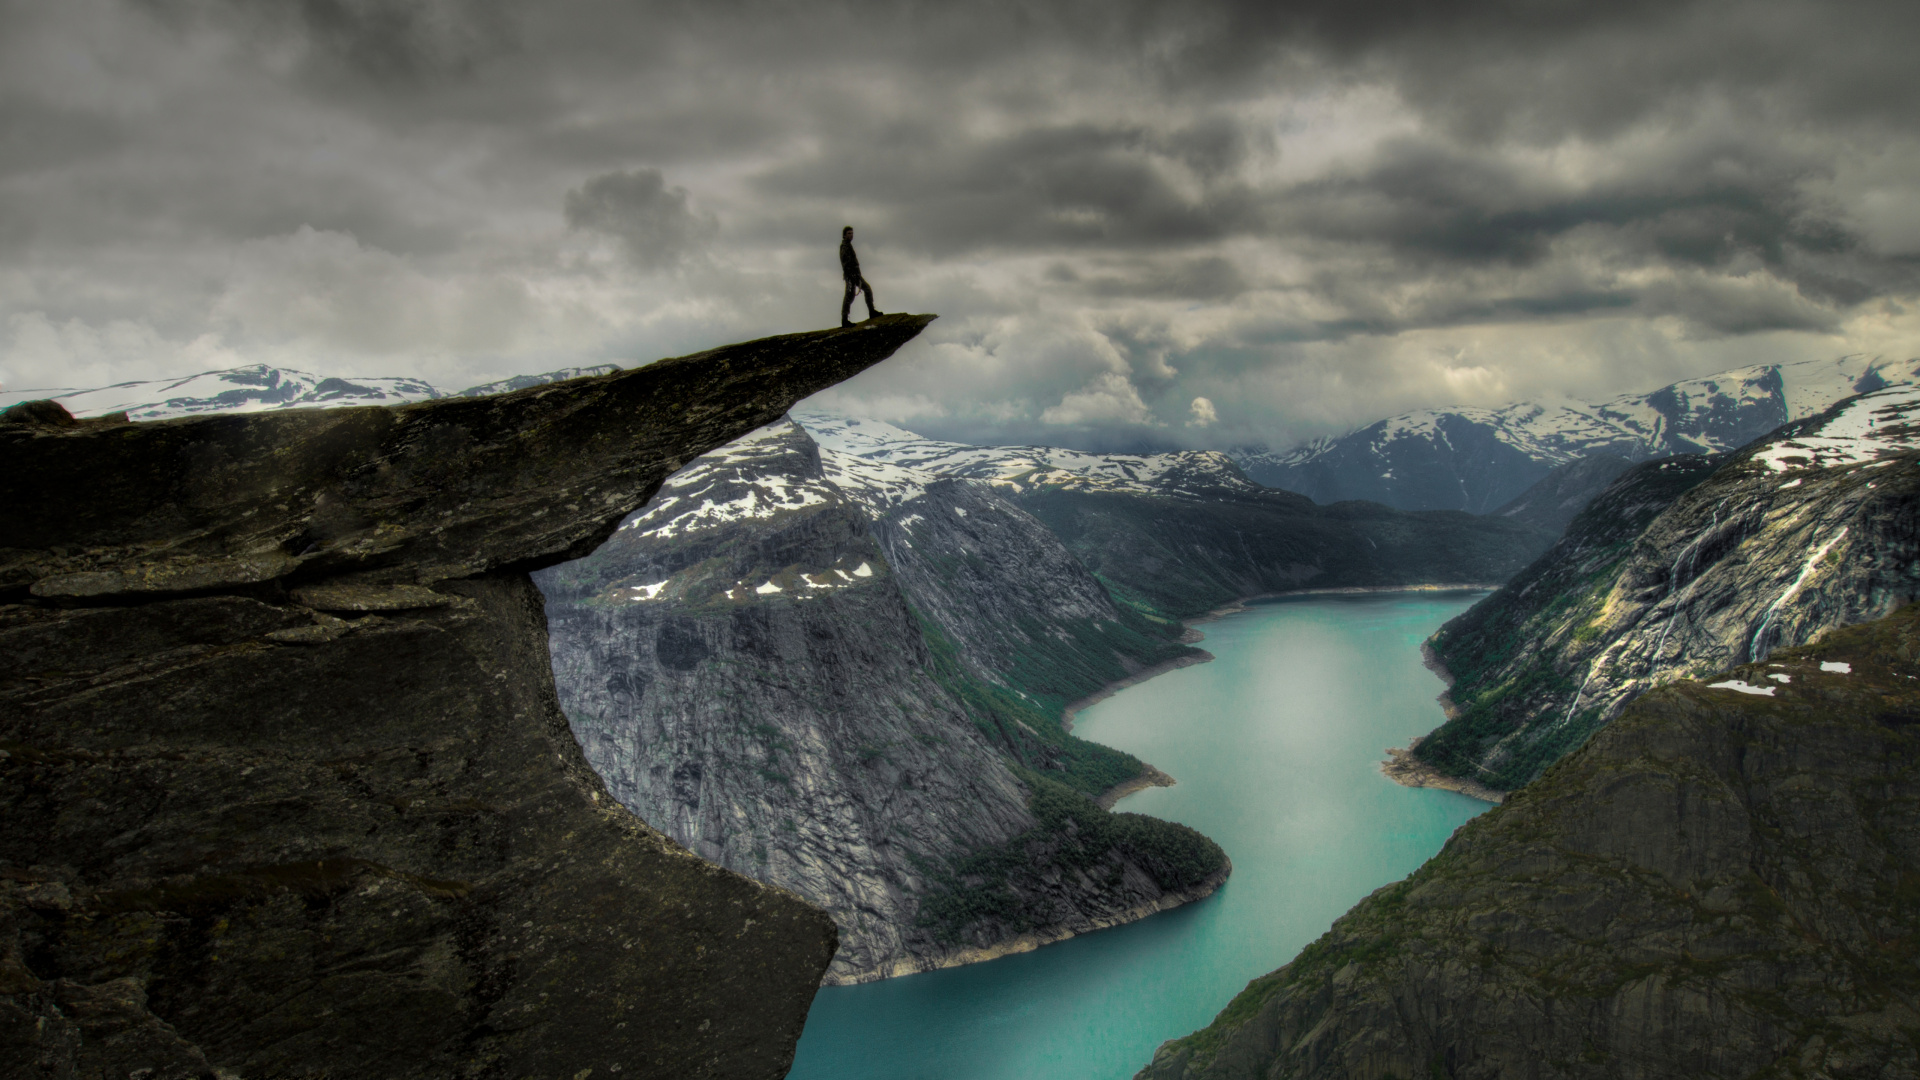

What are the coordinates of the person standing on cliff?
(839, 225, 882, 328)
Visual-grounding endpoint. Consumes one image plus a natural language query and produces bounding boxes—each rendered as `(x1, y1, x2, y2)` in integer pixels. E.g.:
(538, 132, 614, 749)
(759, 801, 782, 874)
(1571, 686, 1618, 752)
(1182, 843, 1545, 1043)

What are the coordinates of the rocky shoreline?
(1379, 738, 1504, 803)
(1095, 762, 1177, 809)
(1378, 631, 1505, 802)
(828, 859, 1234, 985)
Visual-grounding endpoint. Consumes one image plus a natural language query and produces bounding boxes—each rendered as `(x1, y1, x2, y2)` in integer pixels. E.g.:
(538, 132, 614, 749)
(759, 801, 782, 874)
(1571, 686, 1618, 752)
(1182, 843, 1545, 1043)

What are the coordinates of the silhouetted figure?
(840, 226, 881, 327)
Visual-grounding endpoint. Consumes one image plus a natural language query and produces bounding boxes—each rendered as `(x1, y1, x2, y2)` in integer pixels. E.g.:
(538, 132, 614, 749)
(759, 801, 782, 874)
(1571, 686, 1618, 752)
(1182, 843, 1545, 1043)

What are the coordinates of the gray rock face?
(1140, 604, 1920, 1080)
(0, 317, 937, 1080)
(865, 477, 1121, 680)
(1488, 453, 1636, 538)
(536, 419, 1226, 983)
(1418, 385, 1920, 791)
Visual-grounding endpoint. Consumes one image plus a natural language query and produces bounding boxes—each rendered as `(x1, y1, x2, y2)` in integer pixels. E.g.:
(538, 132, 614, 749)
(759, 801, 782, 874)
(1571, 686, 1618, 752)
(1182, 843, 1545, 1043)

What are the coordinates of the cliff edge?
(0, 315, 933, 1080)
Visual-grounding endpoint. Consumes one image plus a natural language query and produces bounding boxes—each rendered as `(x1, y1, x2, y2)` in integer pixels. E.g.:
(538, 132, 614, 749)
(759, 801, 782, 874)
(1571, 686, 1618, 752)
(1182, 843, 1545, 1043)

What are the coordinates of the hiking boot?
(867, 309, 884, 319)
(841, 319, 855, 328)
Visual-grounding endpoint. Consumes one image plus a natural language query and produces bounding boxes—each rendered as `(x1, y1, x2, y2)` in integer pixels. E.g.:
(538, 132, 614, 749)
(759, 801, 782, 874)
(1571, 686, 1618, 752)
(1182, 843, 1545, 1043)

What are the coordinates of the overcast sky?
(4, 0, 1917, 449)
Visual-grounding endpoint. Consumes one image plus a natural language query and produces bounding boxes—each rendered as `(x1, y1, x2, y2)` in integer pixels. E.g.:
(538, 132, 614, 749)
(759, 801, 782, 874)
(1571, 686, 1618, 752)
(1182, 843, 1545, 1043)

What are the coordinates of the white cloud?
(1040, 371, 1156, 427)
(2, 0, 1917, 454)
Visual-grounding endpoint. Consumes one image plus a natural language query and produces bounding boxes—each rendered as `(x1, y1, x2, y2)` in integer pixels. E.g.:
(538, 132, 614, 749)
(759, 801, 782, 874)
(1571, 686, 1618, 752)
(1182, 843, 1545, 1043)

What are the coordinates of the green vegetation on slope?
(913, 605, 1194, 798)
(916, 771, 1229, 945)
(1414, 454, 1725, 790)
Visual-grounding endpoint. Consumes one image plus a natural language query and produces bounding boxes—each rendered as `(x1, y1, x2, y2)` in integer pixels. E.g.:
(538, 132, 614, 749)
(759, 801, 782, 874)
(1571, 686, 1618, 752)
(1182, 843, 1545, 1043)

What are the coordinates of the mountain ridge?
(1413, 384, 1920, 792)
(1231, 353, 1918, 512)
(0, 361, 620, 421)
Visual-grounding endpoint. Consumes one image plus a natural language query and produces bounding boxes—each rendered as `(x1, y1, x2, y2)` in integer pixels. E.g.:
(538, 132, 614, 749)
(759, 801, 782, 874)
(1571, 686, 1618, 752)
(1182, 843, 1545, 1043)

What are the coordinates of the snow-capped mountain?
(0, 363, 619, 422)
(798, 413, 1261, 499)
(1229, 354, 1920, 514)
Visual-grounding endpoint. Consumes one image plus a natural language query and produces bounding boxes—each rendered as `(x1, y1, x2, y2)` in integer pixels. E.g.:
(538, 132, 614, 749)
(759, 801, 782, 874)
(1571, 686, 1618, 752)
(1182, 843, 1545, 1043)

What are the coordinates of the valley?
(10, 336, 1919, 1080)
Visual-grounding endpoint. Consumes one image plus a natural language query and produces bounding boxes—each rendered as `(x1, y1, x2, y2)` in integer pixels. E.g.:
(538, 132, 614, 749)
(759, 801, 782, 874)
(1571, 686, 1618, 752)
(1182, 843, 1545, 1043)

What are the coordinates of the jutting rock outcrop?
(1417, 385, 1920, 791)
(0, 315, 935, 1080)
(536, 419, 1227, 984)
(1142, 603, 1920, 1080)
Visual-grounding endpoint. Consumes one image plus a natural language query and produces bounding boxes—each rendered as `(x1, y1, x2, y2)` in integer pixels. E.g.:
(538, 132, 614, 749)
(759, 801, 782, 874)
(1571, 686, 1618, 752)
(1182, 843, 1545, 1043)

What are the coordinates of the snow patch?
(1707, 679, 1776, 696)
(1820, 661, 1853, 674)
(1752, 386, 1920, 473)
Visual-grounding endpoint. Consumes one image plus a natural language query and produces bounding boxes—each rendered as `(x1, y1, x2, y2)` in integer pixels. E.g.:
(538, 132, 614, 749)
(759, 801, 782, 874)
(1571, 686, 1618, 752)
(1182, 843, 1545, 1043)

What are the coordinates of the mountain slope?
(0, 362, 618, 421)
(534, 420, 1227, 984)
(1233, 354, 1920, 513)
(806, 414, 1553, 618)
(1141, 603, 1920, 1080)
(1416, 385, 1920, 791)
(1485, 453, 1637, 537)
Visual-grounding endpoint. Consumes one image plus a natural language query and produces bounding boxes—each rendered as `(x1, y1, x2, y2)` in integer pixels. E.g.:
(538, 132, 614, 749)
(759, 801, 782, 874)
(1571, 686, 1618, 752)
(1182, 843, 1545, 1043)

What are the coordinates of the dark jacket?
(839, 238, 861, 281)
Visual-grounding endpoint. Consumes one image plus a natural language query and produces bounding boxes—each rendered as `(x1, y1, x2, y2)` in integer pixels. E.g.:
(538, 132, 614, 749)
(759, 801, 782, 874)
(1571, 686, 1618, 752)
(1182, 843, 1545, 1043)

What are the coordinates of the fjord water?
(785, 593, 1491, 1080)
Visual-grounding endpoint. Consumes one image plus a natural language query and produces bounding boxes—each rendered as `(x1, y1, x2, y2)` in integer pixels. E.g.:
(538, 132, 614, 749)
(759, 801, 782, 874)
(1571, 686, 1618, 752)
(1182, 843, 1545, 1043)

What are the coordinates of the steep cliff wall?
(1417, 386, 1920, 790)
(0, 316, 935, 1080)
(536, 421, 1225, 984)
(1141, 603, 1920, 1080)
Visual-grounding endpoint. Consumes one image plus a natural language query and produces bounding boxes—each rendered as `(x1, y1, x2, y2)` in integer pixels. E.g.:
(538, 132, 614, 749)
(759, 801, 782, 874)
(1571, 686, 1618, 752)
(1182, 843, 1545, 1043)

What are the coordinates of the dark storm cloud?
(1057, 256, 1249, 300)
(1267, 136, 1891, 294)
(564, 169, 717, 269)
(4, 0, 1917, 450)
(753, 121, 1261, 256)
(135, 0, 519, 86)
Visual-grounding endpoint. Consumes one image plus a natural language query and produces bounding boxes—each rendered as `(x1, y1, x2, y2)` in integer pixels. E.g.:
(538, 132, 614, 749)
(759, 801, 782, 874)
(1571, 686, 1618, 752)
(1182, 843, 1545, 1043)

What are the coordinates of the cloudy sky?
(4, 0, 1917, 450)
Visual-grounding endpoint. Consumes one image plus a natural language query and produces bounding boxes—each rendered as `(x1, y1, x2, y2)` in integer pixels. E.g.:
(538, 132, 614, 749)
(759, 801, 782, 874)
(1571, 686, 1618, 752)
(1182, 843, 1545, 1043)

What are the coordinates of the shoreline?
(1072, 584, 1499, 809)
(1197, 583, 1502, 623)
(1379, 644, 1503, 803)
(824, 860, 1233, 987)
(1380, 737, 1504, 804)
(827, 582, 1496, 988)
(1061, 651, 1216, 734)
(1094, 762, 1176, 810)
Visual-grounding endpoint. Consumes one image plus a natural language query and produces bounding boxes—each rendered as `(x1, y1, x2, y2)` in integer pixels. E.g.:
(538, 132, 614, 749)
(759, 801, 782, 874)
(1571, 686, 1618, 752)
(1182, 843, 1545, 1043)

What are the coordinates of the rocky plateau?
(0, 315, 938, 1080)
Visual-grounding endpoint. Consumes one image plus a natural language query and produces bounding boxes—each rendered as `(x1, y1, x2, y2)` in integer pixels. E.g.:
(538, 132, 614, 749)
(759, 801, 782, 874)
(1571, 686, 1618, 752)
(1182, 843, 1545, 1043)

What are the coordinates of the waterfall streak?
(1560, 664, 1598, 729)
(1748, 527, 1849, 661)
(1649, 504, 1722, 674)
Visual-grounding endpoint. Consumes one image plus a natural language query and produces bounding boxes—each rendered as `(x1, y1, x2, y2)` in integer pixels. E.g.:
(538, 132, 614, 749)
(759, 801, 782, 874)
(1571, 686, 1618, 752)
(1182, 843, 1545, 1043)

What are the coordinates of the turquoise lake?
(785, 592, 1492, 1080)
